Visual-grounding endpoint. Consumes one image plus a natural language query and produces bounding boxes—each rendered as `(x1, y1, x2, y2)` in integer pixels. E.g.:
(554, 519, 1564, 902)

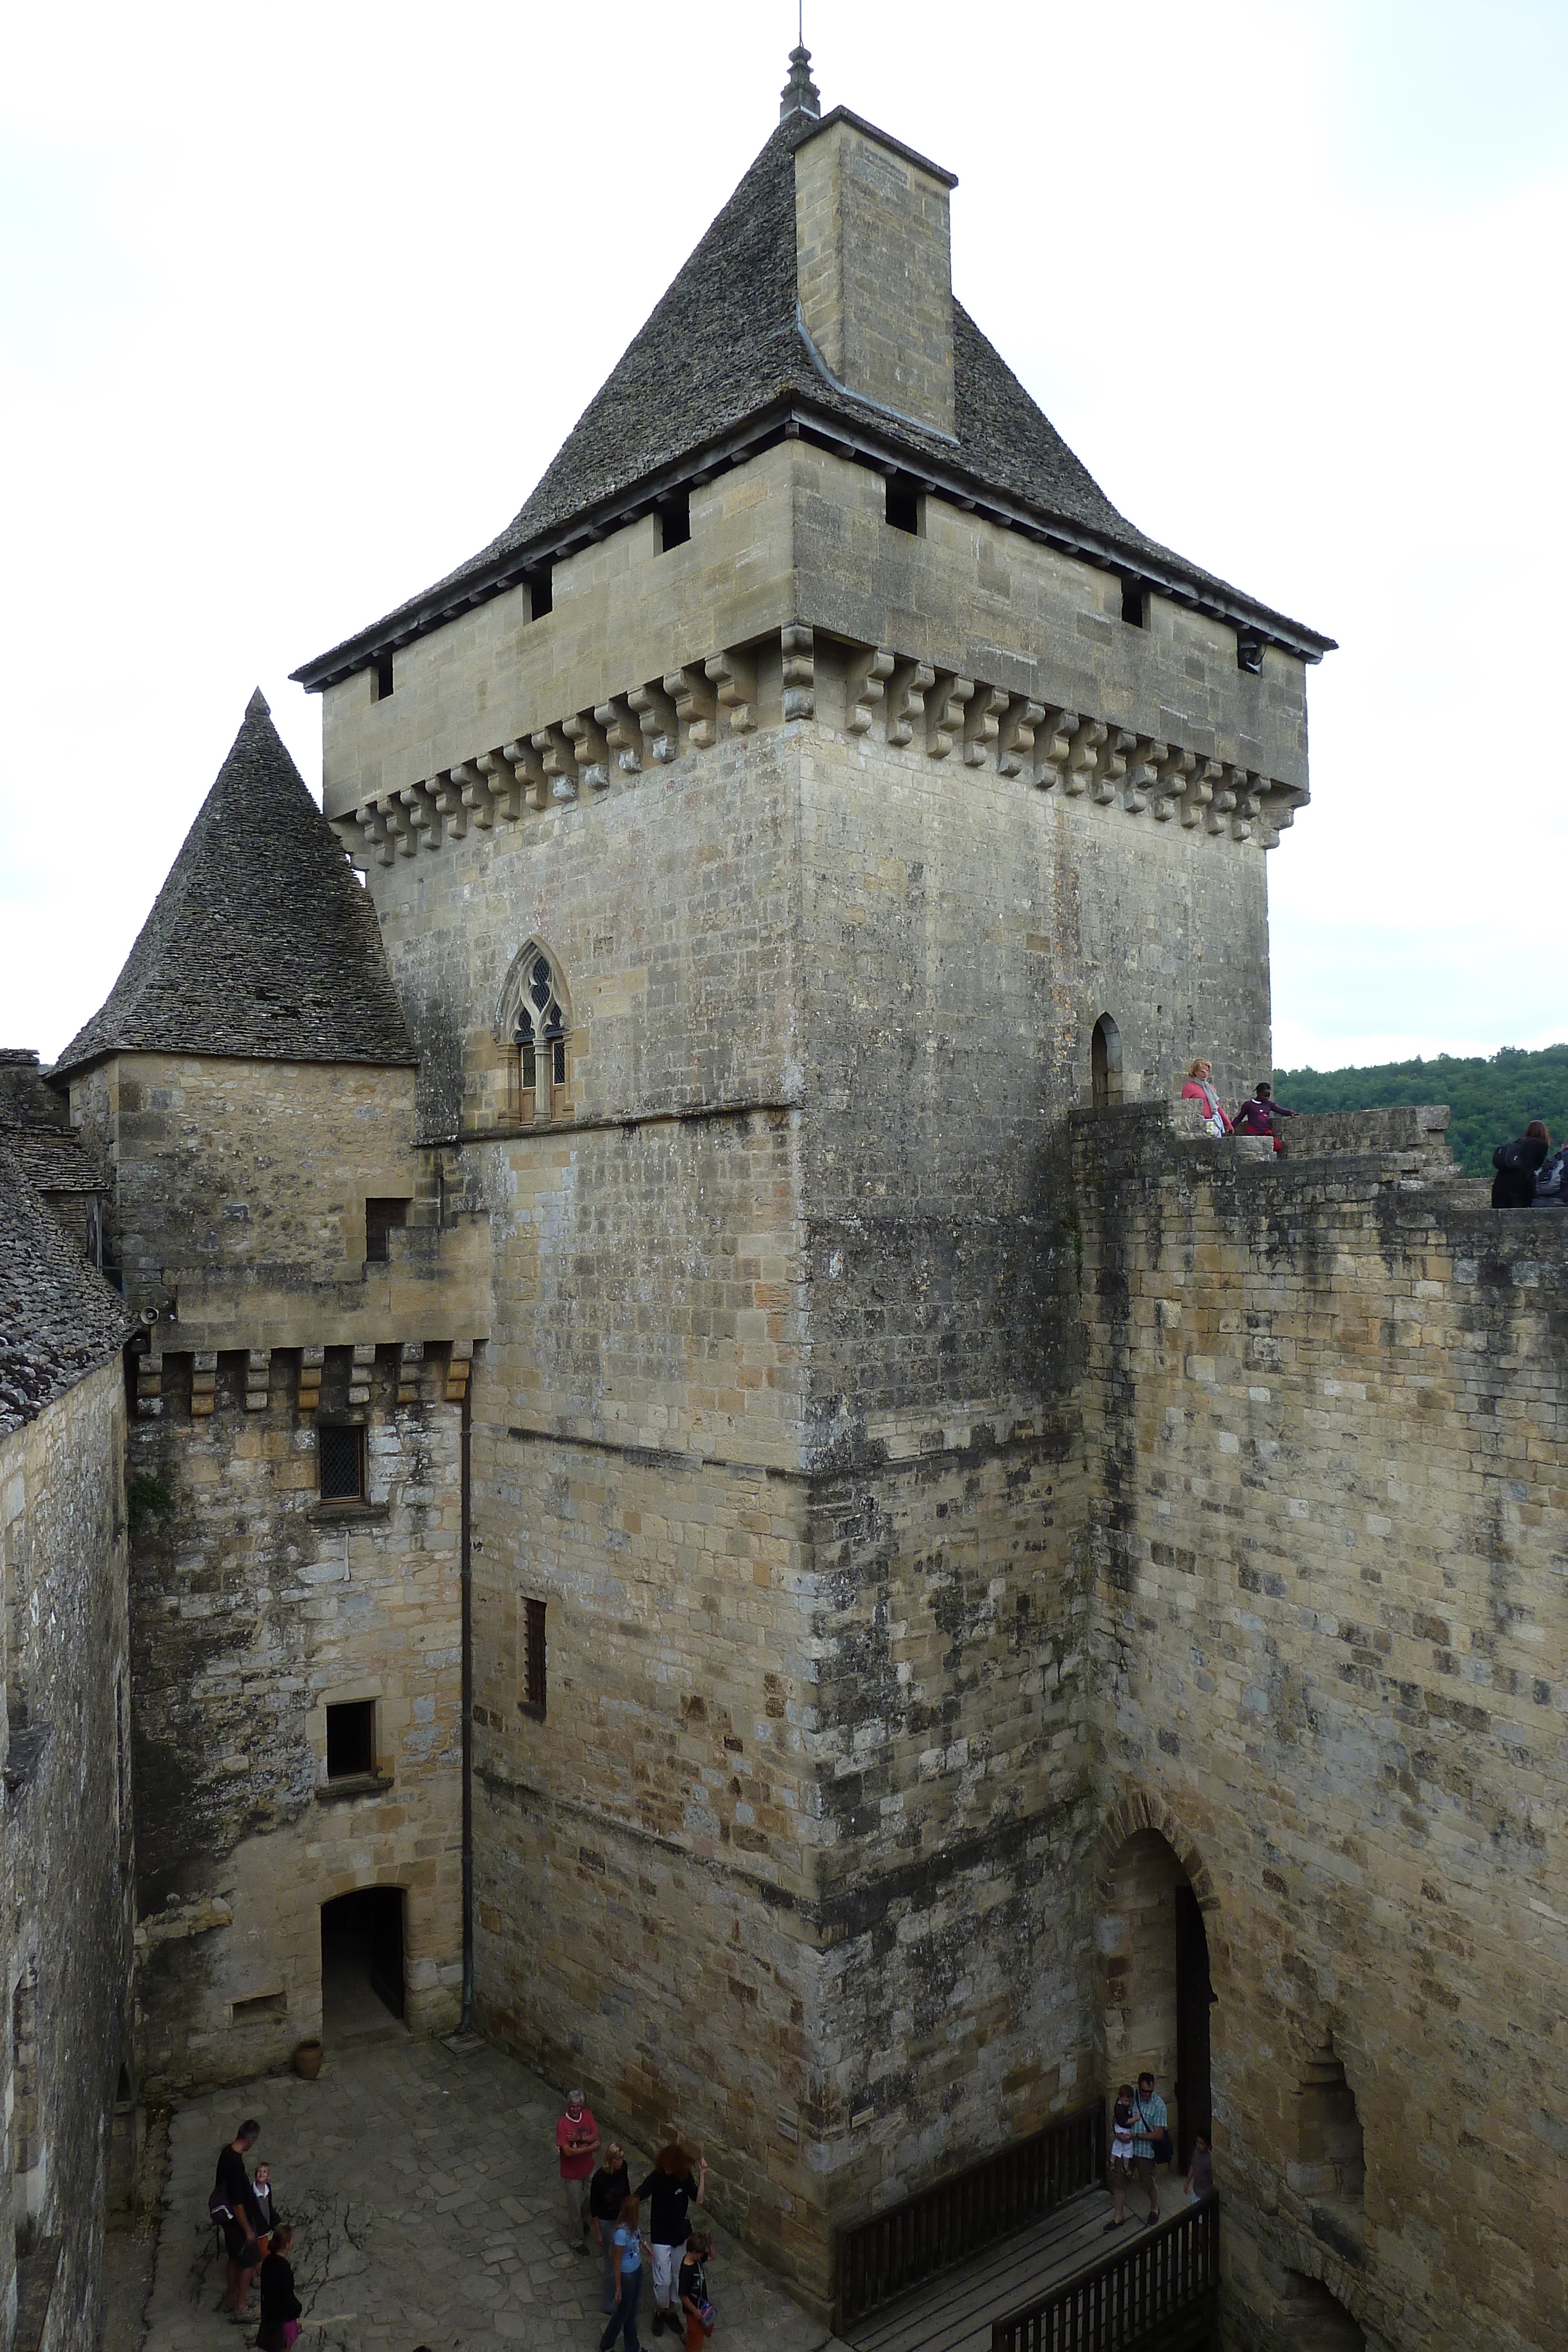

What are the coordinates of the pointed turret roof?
(54, 691, 415, 1078)
(295, 78, 1330, 692)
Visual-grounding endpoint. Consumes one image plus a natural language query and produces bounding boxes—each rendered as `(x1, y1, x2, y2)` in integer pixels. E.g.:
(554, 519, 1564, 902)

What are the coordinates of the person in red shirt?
(557, 2089, 600, 2254)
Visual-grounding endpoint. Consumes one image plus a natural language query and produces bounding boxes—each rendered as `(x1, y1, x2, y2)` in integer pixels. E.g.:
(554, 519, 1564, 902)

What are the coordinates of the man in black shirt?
(212, 2119, 263, 2316)
(636, 2143, 707, 2334)
(590, 2140, 632, 2316)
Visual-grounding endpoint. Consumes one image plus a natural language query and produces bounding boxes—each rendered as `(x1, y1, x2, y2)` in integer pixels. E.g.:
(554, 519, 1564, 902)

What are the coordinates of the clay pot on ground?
(292, 2040, 324, 2080)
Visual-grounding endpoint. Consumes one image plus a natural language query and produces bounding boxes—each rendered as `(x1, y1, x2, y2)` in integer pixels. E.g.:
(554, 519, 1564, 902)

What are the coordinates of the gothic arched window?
(505, 946, 570, 1122)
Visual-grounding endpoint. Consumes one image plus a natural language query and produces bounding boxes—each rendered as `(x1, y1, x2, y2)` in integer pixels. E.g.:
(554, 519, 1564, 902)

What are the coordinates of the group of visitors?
(209, 2120, 302, 2345)
(1492, 1122, 1568, 1208)
(1105, 2072, 1212, 2232)
(1181, 1060, 1297, 1147)
(559, 2089, 716, 2350)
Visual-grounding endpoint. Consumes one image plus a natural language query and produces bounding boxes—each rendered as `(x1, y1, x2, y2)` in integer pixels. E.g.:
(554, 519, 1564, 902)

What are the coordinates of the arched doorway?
(320, 1887, 406, 2044)
(1091, 1014, 1121, 1109)
(1101, 1828, 1215, 2166)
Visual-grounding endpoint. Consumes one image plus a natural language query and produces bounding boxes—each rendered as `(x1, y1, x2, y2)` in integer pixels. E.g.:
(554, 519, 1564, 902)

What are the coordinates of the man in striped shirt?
(1131, 2072, 1168, 2227)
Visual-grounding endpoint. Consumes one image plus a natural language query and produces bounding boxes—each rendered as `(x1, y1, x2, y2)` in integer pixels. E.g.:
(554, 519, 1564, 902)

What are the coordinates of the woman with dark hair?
(599, 2193, 648, 2352)
(256, 2223, 302, 2350)
(1492, 1120, 1550, 1208)
(636, 2144, 707, 2334)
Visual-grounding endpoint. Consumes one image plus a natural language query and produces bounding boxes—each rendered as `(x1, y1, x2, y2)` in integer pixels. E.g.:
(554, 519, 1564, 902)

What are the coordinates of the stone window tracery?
(503, 946, 570, 1124)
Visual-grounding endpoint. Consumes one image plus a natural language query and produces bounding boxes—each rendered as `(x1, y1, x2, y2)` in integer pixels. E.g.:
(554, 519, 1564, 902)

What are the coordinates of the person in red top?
(557, 2089, 601, 2254)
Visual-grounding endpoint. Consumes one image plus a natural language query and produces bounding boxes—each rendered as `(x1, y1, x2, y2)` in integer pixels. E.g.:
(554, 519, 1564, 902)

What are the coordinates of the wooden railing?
(990, 2196, 1220, 2352)
(834, 2103, 1104, 2333)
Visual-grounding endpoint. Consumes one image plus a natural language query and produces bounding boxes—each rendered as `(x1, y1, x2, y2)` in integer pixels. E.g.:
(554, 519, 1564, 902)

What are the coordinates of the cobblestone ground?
(142, 2032, 847, 2352)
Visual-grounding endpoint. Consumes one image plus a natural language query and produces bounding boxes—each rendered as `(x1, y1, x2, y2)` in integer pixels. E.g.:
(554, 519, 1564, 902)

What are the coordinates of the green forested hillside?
(1272, 1045, 1568, 1178)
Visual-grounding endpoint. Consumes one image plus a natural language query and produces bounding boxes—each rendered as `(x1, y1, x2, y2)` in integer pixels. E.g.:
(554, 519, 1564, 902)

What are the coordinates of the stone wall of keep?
(128, 1350, 463, 2091)
(794, 690, 1273, 1431)
(1078, 1105, 1568, 2352)
(0, 1354, 135, 2351)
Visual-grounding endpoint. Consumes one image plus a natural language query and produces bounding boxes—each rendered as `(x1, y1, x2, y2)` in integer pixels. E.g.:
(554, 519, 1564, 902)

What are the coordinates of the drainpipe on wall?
(459, 1371, 474, 2034)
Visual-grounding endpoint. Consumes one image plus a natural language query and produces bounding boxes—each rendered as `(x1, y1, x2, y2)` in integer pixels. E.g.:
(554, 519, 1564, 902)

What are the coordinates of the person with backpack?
(1492, 1121, 1550, 1208)
(210, 2118, 263, 2317)
(1534, 1136, 1568, 1206)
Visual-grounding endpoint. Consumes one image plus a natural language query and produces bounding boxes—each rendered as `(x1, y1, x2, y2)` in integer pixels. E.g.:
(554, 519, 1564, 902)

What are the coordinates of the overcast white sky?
(3, 0, 1564, 1071)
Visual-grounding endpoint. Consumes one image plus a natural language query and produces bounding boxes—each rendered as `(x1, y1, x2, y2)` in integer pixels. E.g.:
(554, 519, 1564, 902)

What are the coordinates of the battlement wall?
(1077, 1102, 1568, 2351)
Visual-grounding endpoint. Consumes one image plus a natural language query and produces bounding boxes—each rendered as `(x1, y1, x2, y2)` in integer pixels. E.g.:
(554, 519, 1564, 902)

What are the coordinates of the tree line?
(1272, 1044, 1568, 1178)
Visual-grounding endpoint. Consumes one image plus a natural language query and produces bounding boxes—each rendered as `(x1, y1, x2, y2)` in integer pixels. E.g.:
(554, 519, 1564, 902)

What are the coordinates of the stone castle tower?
(26, 49, 1565, 2352)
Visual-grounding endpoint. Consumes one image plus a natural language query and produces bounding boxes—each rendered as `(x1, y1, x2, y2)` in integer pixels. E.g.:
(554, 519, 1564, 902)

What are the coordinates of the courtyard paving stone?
(143, 2032, 849, 2352)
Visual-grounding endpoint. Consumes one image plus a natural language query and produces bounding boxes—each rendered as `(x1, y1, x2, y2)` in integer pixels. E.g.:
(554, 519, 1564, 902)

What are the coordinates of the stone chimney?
(794, 111, 958, 440)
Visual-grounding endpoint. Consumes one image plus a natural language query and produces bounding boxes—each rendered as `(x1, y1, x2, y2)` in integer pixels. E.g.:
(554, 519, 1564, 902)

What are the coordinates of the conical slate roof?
(296, 99, 1331, 691)
(54, 692, 416, 1078)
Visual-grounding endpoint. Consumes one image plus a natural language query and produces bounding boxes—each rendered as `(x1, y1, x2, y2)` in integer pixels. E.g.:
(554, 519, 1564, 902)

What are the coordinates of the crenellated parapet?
(329, 623, 1308, 871)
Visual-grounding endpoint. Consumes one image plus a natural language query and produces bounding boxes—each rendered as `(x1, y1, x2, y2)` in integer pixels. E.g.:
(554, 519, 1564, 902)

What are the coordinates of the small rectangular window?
(658, 490, 691, 551)
(1120, 582, 1146, 628)
(521, 1598, 547, 1718)
(527, 566, 554, 620)
(885, 479, 920, 535)
(318, 1424, 365, 1502)
(374, 653, 394, 700)
(365, 1197, 409, 1264)
(326, 1699, 376, 1779)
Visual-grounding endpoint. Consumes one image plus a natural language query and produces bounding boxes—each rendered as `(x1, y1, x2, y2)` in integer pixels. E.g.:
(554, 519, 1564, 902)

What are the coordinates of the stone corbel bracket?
(337, 626, 1304, 861)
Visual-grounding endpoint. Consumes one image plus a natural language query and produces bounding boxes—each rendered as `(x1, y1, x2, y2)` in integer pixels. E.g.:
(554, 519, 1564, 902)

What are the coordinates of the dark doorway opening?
(320, 1888, 405, 2041)
(1175, 1883, 1215, 2169)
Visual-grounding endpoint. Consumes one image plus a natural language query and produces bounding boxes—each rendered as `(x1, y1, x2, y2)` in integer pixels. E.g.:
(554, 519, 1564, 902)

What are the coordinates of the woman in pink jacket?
(1181, 1059, 1232, 1135)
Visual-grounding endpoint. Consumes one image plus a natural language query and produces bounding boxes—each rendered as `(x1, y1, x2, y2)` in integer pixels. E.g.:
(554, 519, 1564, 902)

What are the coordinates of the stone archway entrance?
(320, 1887, 406, 2044)
(1101, 1824, 1216, 2167)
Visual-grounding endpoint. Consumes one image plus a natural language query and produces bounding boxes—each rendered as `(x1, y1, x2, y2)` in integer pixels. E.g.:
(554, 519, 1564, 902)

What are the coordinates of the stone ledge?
(313, 1773, 396, 1805)
(306, 1499, 390, 1526)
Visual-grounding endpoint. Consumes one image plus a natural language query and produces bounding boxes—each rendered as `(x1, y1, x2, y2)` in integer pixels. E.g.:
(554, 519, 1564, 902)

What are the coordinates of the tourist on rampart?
(599, 2194, 649, 2352)
(256, 2222, 303, 2350)
(678, 2230, 715, 2347)
(210, 2117, 263, 2317)
(1492, 1121, 1550, 1208)
(636, 2143, 707, 2334)
(1105, 2083, 1138, 2230)
(1181, 1060, 1233, 1136)
(591, 2141, 633, 2315)
(1235, 1081, 1296, 1150)
(557, 2089, 601, 2255)
(1129, 2072, 1169, 2227)
(1534, 1138, 1568, 1204)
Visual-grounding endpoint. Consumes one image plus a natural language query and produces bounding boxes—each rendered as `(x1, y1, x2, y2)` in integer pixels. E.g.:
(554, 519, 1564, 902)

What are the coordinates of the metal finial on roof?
(780, 41, 820, 122)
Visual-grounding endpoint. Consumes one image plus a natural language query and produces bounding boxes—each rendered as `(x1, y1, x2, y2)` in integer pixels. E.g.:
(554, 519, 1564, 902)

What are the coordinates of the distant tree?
(1273, 1044, 1568, 1177)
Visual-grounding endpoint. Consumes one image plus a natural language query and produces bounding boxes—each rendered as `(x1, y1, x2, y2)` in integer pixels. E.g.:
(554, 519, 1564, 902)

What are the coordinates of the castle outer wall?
(1079, 1103, 1568, 2352)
